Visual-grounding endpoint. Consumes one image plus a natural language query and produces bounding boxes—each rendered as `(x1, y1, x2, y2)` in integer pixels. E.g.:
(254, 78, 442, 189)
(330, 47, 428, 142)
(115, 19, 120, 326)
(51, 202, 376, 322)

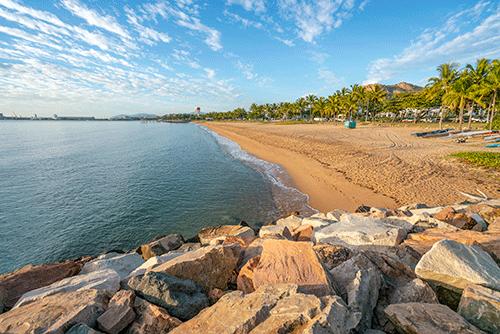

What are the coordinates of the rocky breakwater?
(1, 198, 500, 333)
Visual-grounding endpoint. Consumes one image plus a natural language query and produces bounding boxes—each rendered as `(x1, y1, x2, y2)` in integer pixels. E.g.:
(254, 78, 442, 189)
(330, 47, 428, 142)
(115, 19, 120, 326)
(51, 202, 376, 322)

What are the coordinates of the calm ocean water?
(0, 121, 314, 274)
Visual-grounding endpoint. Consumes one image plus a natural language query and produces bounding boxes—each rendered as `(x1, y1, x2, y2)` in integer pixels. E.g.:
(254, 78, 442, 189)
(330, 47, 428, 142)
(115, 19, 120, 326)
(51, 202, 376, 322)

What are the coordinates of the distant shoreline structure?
(0, 112, 162, 122)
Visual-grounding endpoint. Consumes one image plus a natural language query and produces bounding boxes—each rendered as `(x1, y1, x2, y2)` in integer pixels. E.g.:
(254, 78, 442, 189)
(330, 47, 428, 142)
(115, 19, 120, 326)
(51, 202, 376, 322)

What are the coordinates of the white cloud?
(226, 0, 266, 14)
(61, 0, 131, 39)
(364, 1, 500, 84)
(278, 0, 356, 43)
(318, 66, 345, 86)
(223, 10, 264, 29)
(235, 59, 257, 79)
(276, 37, 295, 46)
(359, 0, 369, 11)
(125, 7, 171, 45)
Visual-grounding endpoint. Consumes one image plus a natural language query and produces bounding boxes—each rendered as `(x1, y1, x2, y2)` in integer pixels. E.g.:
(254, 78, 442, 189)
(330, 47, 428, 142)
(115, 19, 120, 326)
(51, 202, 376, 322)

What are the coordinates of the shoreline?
(200, 121, 500, 213)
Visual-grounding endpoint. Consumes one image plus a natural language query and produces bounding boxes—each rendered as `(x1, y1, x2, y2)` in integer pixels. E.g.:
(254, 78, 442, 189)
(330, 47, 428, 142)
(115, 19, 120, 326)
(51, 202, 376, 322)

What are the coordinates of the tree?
(365, 84, 387, 121)
(314, 96, 327, 121)
(306, 94, 317, 120)
(483, 60, 500, 130)
(466, 58, 492, 128)
(426, 62, 459, 129)
(327, 93, 340, 122)
(443, 69, 473, 130)
(296, 97, 307, 119)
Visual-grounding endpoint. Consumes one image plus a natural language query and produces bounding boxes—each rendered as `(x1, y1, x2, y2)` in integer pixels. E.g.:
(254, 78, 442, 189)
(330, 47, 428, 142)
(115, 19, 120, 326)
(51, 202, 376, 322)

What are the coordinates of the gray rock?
(177, 242, 202, 252)
(0, 286, 6, 314)
(66, 323, 104, 334)
(13, 269, 120, 309)
(313, 243, 354, 271)
(258, 225, 292, 239)
(81, 252, 145, 280)
(97, 305, 136, 334)
(384, 302, 483, 334)
(124, 298, 182, 334)
(275, 214, 304, 227)
(389, 278, 439, 304)
(125, 251, 185, 281)
(302, 216, 336, 229)
(327, 209, 349, 221)
(198, 224, 255, 245)
(415, 239, 500, 293)
(127, 271, 208, 321)
(458, 283, 500, 333)
(348, 268, 383, 333)
(138, 234, 184, 260)
(312, 215, 407, 247)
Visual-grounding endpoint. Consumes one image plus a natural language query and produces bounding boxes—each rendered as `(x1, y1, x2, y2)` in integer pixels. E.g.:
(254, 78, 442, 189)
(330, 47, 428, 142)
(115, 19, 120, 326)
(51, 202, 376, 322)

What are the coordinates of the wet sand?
(202, 122, 500, 213)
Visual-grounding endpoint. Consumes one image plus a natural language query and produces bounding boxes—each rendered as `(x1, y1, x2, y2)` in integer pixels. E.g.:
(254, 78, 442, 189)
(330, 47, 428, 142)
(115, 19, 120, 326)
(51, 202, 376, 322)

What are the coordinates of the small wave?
(199, 125, 317, 217)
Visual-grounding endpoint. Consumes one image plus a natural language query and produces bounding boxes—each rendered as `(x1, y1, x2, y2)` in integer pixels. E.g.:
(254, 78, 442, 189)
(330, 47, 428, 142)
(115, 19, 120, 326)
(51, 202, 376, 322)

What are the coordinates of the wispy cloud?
(278, 0, 356, 43)
(223, 10, 264, 29)
(235, 60, 257, 79)
(226, 0, 266, 14)
(364, 1, 500, 84)
(318, 66, 345, 86)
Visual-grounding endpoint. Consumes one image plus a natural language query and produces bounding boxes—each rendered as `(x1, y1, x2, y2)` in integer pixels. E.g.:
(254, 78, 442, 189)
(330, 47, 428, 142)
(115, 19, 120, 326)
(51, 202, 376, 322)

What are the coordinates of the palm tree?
(426, 62, 459, 129)
(350, 84, 365, 118)
(327, 93, 340, 123)
(482, 60, 500, 130)
(296, 97, 307, 119)
(365, 84, 387, 121)
(466, 58, 492, 128)
(306, 94, 317, 120)
(314, 97, 327, 122)
(443, 70, 473, 131)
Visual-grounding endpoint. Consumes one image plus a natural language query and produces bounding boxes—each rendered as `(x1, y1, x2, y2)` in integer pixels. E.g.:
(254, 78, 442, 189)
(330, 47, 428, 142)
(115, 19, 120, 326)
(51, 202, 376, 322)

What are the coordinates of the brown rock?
(290, 224, 314, 241)
(489, 217, 500, 231)
(137, 234, 184, 260)
(236, 256, 260, 293)
(252, 240, 333, 297)
(150, 244, 241, 291)
(222, 236, 256, 249)
(0, 258, 90, 310)
(433, 206, 477, 230)
(389, 278, 439, 304)
(97, 305, 136, 334)
(198, 223, 255, 245)
(401, 228, 500, 263)
(0, 289, 110, 334)
(125, 299, 182, 334)
(313, 243, 354, 270)
(109, 290, 135, 308)
(208, 288, 224, 305)
(468, 204, 500, 224)
(237, 238, 265, 270)
(384, 302, 483, 334)
(0, 286, 6, 314)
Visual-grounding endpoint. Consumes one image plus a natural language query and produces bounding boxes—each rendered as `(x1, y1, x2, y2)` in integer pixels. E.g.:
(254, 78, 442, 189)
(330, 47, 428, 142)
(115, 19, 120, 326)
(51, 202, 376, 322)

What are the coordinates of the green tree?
(306, 94, 317, 120)
(426, 62, 459, 129)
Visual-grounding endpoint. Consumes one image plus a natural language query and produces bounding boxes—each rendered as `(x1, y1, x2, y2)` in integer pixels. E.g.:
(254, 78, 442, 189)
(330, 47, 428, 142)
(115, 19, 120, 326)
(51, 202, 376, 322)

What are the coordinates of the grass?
(449, 151, 500, 170)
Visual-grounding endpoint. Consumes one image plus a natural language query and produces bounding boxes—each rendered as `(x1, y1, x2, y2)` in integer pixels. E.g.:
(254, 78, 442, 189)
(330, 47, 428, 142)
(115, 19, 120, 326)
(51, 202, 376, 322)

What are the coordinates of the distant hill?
(111, 113, 158, 119)
(362, 82, 423, 97)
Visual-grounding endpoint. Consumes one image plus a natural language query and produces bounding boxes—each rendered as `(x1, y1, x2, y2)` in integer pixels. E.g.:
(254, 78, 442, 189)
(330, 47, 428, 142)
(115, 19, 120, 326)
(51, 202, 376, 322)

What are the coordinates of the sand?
(201, 122, 500, 213)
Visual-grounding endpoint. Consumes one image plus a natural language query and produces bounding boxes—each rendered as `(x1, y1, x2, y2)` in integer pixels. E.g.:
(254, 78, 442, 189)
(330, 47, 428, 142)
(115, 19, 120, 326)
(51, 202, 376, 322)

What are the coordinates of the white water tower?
(195, 107, 200, 117)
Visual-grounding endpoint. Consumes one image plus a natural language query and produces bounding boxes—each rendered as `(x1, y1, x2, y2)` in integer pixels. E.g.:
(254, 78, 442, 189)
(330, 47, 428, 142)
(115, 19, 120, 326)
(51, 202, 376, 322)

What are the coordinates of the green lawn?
(450, 151, 500, 170)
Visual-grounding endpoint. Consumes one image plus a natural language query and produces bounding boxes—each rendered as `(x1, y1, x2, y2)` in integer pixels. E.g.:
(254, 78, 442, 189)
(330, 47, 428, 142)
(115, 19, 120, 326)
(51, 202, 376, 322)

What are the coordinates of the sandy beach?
(202, 122, 500, 213)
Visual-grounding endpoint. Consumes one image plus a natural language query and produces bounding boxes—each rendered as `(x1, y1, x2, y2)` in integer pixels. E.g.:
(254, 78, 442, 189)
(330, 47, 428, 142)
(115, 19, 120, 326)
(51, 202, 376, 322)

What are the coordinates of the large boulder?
(124, 298, 182, 334)
(66, 323, 104, 334)
(458, 284, 500, 333)
(258, 225, 292, 239)
(14, 269, 120, 309)
(384, 302, 483, 334)
(127, 271, 208, 321)
(301, 216, 335, 229)
(198, 223, 255, 245)
(247, 239, 334, 297)
(125, 252, 185, 281)
(312, 215, 407, 247)
(150, 243, 241, 291)
(237, 238, 265, 269)
(275, 213, 304, 227)
(0, 289, 110, 334)
(415, 239, 500, 293)
(313, 243, 355, 271)
(136, 234, 184, 260)
(433, 206, 478, 230)
(0, 287, 6, 314)
(0, 258, 88, 309)
(81, 252, 145, 280)
(168, 283, 360, 334)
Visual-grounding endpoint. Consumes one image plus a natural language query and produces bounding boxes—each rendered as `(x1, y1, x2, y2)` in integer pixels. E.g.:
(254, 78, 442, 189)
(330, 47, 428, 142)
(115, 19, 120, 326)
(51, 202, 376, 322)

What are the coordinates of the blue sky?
(0, 0, 499, 117)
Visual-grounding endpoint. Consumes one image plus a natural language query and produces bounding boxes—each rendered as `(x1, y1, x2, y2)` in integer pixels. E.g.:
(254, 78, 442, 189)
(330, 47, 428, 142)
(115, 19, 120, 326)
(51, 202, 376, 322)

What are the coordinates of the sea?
(0, 121, 315, 275)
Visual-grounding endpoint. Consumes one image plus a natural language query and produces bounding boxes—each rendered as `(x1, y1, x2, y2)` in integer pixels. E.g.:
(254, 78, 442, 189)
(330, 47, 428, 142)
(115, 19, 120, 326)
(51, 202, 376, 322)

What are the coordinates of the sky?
(0, 0, 499, 117)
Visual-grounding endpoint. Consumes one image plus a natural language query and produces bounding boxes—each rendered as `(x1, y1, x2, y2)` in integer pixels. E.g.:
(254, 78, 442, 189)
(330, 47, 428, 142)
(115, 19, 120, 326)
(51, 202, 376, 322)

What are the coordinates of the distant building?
(0, 113, 3, 120)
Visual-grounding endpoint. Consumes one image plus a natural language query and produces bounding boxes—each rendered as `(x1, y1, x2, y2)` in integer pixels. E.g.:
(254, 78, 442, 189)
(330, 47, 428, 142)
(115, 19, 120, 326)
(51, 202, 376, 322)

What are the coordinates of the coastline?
(200, 121, 500, 213)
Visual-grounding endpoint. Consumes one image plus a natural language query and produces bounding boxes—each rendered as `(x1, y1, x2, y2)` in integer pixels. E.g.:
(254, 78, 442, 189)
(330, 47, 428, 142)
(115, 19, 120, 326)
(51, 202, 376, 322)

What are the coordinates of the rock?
(398, 203, 428, 211)
(275, 214, 304, 227)
(467, 204, 500, 224)
(127, 271, 208, 321)
(488, 217, 500, 232)
(313, 243, 354, 270)
(168, 283, 359, 334)
(236, 256, 260, 293)
(0, 287, 6, 314)
(137, 234, 184, 260)
(312, 215, 407, 247)
(81, 252, 145, 280)
(415, 239, 500, 293)
(97, 304, 135, 334)
(458, 284, 500, 333)
(208, 288, 224, 304)
(355, 205, 371, 213)
(389, 278, 439, 304)
(252, 240, 333, 297)
(0, 289, 110, 334)
(198, 223, 255, 245)
(0, 258, 85, 309)
(347, 268, 383, 333)
(125, 298, 182, 334)
(150, 243, 241, 291)
(109, 289, 135, 308)
(433, 206, 477, 230)
(258, 225, 292, 239)
(14, 269, 120, 309)
(237, 238, 265, 269)
(301, 216, 335, 229)
(353, 244, 422, 271)
(384, 302, 483, 334)
(66, 323, 104, 334)
(125, 252, 185, 281)
(326, 209, 348, 221)
(222, 236, 256, 249)
(401, 228, 500, 261)
(177, 242, 202, 252)
(290, 224, 314, 241)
